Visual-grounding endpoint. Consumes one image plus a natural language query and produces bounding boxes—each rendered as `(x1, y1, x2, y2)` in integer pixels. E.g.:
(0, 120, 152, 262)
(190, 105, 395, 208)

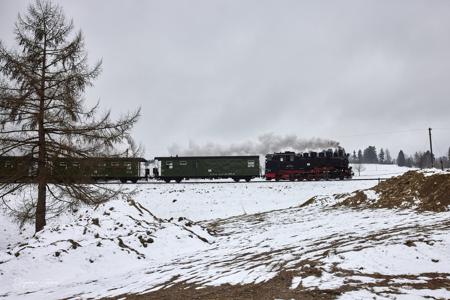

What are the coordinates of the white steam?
(168, 133, 340, 156)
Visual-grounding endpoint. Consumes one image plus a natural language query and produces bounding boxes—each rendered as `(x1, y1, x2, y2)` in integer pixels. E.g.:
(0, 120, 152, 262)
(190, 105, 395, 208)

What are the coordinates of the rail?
(93, 177, 386, 185)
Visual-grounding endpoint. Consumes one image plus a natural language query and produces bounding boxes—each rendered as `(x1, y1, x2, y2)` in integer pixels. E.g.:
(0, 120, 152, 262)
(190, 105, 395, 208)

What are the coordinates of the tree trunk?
(35, 182, 46, 232)
(36, 100, 47, 232)
(36, 30, 47, 233)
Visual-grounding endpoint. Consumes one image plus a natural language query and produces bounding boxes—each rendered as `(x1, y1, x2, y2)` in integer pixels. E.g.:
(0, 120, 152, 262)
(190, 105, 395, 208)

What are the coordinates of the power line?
(334, 128, 426, 139)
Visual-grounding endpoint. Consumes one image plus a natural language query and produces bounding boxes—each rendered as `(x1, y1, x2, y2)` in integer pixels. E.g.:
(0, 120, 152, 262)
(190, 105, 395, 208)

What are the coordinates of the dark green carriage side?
(52, 157, 146, 183)
(86, 157, 145, 183)
(0, 156, 33, 182)
(155, 156, 260, 182)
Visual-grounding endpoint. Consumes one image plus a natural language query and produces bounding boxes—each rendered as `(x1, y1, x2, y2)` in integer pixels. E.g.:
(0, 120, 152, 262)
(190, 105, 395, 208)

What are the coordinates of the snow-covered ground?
(1, 164, 449, 299)
(350, 163, 413, 178)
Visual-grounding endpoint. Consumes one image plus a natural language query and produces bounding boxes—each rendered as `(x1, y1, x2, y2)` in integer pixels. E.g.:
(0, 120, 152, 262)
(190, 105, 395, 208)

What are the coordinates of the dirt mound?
(337, 171, 450, 212)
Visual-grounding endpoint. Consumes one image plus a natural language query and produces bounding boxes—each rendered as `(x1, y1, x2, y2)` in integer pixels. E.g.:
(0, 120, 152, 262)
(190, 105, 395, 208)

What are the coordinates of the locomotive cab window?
(124, 162, 132, 170)
(279, 157, 284, 162)
(4, 161, 13, 168)
(72, 162, 80, 168)
(111, 162, 120, 167)
(166, 161, 173, 169)
(247, 160, 255, 168)
(179, 161, 187, 166)
(59, 162, 67, 169)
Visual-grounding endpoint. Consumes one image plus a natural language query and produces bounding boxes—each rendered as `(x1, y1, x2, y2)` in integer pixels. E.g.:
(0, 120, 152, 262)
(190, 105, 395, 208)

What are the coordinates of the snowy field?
(0, 164, 449, 299)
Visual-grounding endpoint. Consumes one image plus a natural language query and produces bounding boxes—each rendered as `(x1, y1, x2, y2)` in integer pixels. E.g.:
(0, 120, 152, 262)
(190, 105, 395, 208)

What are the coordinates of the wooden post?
(428, 128, 434, 168)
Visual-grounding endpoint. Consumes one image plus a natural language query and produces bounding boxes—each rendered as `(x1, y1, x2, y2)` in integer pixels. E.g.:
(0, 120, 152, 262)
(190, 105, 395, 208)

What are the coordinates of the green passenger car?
(0, 156, 33, 182)
(52, 157, 147, 183)
(154, 156, 260, 183)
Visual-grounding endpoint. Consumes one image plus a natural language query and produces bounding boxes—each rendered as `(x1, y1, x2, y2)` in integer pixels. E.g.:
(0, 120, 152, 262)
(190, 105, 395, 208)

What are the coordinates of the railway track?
(94, 177, 387, 185)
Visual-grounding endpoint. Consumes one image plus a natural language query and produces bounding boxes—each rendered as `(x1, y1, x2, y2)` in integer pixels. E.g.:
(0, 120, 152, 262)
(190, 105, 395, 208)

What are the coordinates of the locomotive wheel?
(120, 179, 127, 184)
(175, 178, 182, 183)
(164, 178, 171, 183)
(233, 178, 240, 182)
(245, 178, 251, 182)
(131, 179, 138, 183)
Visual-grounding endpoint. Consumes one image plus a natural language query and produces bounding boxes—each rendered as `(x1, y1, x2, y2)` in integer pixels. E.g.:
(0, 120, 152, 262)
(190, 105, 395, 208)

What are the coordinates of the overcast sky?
(1, 0, 449, 157)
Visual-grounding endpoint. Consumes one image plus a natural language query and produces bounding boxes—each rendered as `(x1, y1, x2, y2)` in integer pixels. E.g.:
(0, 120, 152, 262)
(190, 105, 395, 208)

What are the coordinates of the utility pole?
(428, 127, 434, 168)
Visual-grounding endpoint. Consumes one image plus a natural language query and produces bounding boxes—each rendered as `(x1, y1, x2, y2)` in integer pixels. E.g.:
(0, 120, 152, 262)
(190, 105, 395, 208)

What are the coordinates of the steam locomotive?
(265, 149, 353, 181)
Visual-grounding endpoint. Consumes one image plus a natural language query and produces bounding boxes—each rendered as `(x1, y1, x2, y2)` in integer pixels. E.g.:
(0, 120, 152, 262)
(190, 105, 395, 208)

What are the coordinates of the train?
(0, 149, 353, 183)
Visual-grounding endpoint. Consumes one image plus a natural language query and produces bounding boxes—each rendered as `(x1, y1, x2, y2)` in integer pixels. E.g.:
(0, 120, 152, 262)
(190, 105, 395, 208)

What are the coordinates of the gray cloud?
(1, 0, 449, 158)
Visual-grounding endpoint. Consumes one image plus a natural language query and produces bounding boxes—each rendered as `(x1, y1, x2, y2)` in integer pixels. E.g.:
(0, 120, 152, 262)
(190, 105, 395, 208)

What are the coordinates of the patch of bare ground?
(111, 270, 450, 300)
(336, 171, 450, 211)
(111, 271, 340, 300)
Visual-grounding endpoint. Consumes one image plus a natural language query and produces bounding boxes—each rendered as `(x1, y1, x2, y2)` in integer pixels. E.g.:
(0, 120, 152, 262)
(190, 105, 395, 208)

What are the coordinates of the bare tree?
(352, 163, 365, 176)
(0, 0, 140, 232)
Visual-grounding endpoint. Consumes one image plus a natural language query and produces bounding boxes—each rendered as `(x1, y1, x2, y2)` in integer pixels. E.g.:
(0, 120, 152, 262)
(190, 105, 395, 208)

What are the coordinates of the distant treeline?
(350, 146, 450, 169)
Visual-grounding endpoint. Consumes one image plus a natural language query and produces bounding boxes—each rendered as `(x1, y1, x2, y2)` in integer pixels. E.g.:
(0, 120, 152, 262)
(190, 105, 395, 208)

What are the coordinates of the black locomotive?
(265, 149, 353, 181)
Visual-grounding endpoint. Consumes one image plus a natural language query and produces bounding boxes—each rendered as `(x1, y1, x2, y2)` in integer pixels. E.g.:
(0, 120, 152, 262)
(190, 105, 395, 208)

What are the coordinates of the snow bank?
(0, 196, 212, 299)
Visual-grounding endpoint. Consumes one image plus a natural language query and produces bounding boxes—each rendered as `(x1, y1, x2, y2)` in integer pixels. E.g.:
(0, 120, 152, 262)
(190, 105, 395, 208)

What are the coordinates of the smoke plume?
(168, 133, 340, 156)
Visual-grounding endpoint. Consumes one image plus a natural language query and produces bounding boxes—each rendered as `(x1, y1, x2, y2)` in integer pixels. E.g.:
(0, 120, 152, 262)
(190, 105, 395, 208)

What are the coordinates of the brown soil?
(112, 271, 341, 300)
(337, 171, 450, 212)
(110, 270, 450, 300)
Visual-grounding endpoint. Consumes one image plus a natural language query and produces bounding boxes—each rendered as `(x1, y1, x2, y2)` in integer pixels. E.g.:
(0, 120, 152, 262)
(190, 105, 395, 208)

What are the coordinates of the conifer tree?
(357, 149, 363, 163)
(0, 0, 140, 232)
(397, 150, 406, 167)
(378, 148, 385, 164)
(363, 146, 378, 164)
